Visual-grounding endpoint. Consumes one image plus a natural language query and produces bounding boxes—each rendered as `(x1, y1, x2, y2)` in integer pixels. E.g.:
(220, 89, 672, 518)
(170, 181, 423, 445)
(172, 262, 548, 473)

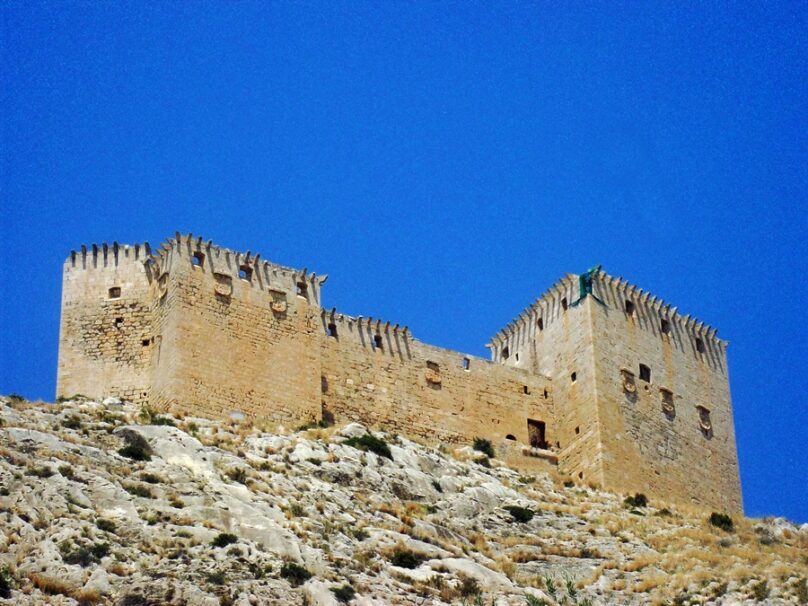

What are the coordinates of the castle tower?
(488, 269, 743, 513)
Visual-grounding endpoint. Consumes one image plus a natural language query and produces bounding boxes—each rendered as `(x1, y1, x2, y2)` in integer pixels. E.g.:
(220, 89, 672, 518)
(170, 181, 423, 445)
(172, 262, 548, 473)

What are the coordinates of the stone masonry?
(56, 234, 742, 513)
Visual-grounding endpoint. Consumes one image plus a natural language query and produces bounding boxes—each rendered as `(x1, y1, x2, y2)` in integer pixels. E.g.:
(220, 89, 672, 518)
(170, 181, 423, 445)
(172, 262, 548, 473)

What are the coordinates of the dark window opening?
(108, 287, 121, 299)
(427, 360, 440, 372)
(462, 357, 470, 371)
(192, 252, 204, 267)
(321, 375, 329, 394)
(327, 323, 338, 338)
(527, 419, 548, 449)
(523, 385, 530, 395)
(114, 317, 123, 329)
(561, 297, 568, 311)
(696, 405, 713, 436)
(373, 334, 383, 351)
(639, 364, 651, 382)
(625, 300, 635, 315)
(537, 317, 544, 331)
(544, 388, 549, 398)
(515, 352, 520, 362)
(238, 265, 252, 281)
(575, 426, 580, 434)
(570, 371, 577, 382)
(296, 282, 308, 299)
(696, 338, 705, 353)
(501, 347, 510, 361)
(578, 472, 583, 479)
(141, 339, 150, 347)
(505, 434, 516, 441)
(660, 318, 671, 334)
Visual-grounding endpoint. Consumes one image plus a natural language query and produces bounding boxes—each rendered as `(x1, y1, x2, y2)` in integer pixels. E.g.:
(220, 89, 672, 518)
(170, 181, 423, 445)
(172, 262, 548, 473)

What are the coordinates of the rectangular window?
(523, 385, 530, 395)
(625, 300, 635, 315)
(639, 364, 651, 382)
(696, 337, 705, 353)
(296, 282, 308, 300)
(327, 323, 338, 338)
(561, 297, 568, 311)
(108, 287, 121, 299)
(501, 347, 510, 361)
(462, 357, 470, 371)
(426, 361, 439, 372)
(192, 252, 204, 267)
(373, 334, 383, 351)
(537, 317, 544, 331)
(238, 265, 252, 281)
(660, 318, 671, 334)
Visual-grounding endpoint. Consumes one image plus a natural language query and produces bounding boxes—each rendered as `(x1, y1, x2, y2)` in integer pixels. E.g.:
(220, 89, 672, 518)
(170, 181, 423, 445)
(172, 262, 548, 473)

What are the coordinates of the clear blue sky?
(2, 2, 806, 522)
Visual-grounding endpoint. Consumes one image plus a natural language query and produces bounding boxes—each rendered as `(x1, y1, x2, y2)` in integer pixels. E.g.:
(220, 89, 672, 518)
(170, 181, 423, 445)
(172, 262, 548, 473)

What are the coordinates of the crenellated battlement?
(56, 239, 741, 514)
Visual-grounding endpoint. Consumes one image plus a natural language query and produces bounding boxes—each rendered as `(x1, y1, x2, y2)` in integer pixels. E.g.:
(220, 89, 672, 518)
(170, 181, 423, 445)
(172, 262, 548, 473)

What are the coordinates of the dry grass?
(29, 574, 75, 596)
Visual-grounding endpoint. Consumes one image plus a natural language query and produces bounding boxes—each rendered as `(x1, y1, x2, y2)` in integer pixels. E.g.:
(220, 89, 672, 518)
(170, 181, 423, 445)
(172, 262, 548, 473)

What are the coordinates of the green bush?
(623, 493, 648, 508)
(504, 505, 534, 523)
(139, 472, 162, 484)
(206, 570, 227, 585)
(389, 548, 425, 569)
(751, 579, 769, 600)
(332, 584, 356, 603)
(472, 437, 495, 458)
(0, 566, 12, 599)
(96, 519, 116, 533)
(344, 433, 393, 460)
(90, 542, 110, 559)
(211, 533, 238, 548)
(709, 512, 734, 532)
(280, 562, 312, 587)
(58, 465, 75, 479)
(525, 596, 549, 606)
(118, 444, 151, 461)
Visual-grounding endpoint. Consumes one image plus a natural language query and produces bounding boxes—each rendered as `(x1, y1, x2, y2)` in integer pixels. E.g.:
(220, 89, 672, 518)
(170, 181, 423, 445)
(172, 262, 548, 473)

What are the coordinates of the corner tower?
(489, 269, 742, 513)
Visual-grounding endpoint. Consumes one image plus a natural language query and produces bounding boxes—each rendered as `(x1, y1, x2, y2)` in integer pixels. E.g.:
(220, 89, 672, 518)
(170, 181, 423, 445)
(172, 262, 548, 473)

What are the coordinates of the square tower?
(489, 269, 742, 513)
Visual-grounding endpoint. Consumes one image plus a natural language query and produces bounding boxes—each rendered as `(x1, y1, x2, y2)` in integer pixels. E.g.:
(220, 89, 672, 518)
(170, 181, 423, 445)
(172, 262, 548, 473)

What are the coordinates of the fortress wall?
(590, 274, 742, 512)
(151, 237, 322, 423)
(319, 311, 554, 446)
(57, 244, 153, 404)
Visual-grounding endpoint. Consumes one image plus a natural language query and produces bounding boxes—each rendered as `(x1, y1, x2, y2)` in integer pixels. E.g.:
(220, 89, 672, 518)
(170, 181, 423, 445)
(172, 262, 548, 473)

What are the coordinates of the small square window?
(141, 339, 150, 347)
(192, 252, 205, 267)
(373, 335, 383, 351)
(327, 323, 338, 338)
(660, 318, 671, 334)
(696, 338, 705, 353)
(462, 357, 470, 371)
(238, 265, 252, 281)
(114, 317, 124, 329)
(108, 287, 121, 299)
(625, 300, 635, 315)
(639, 364, 651, 382)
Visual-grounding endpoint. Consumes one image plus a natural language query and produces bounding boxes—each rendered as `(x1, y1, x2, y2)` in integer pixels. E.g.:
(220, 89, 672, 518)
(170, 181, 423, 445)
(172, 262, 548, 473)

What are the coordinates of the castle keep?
(57, 234, 742, 512)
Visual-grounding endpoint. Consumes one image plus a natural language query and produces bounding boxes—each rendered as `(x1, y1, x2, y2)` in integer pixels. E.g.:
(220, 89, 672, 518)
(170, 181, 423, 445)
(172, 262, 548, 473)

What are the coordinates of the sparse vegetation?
(623, 493, 648, 508)
(280, 562, 312, 587)
(96, 518, 116, 532)
(26, 465, 54, 478)
(62, 415, 82, 429)
(344, 433, 393, 460)
(389, 547, 425, 569)
(332, 583, 356, 602)
(0, 566, 12, 599)
(709, 512, 734, 532)
(472, 437, 495, 458)
(124, 483, 154, 498)
(504, 505, 534, 523)
(211, 533, 238, 548)
(118, 444, 151, 461)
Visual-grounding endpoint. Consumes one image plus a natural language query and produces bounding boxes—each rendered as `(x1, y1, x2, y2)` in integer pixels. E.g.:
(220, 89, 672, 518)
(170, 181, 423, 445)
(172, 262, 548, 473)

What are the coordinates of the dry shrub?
(73, 588, 102, 605)
(632, 575, 667, 593)
(30, 574, 74, 596)
(623, 553, 660, 572)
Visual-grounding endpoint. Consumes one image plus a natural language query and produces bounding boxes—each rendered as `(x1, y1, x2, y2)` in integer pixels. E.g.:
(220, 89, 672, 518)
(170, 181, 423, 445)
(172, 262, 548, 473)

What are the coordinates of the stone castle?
(56, 233, 742, 513)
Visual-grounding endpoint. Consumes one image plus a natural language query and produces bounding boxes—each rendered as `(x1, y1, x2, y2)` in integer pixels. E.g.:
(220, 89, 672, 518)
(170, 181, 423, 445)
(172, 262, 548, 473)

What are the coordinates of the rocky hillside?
(0, 396, 805, 606)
